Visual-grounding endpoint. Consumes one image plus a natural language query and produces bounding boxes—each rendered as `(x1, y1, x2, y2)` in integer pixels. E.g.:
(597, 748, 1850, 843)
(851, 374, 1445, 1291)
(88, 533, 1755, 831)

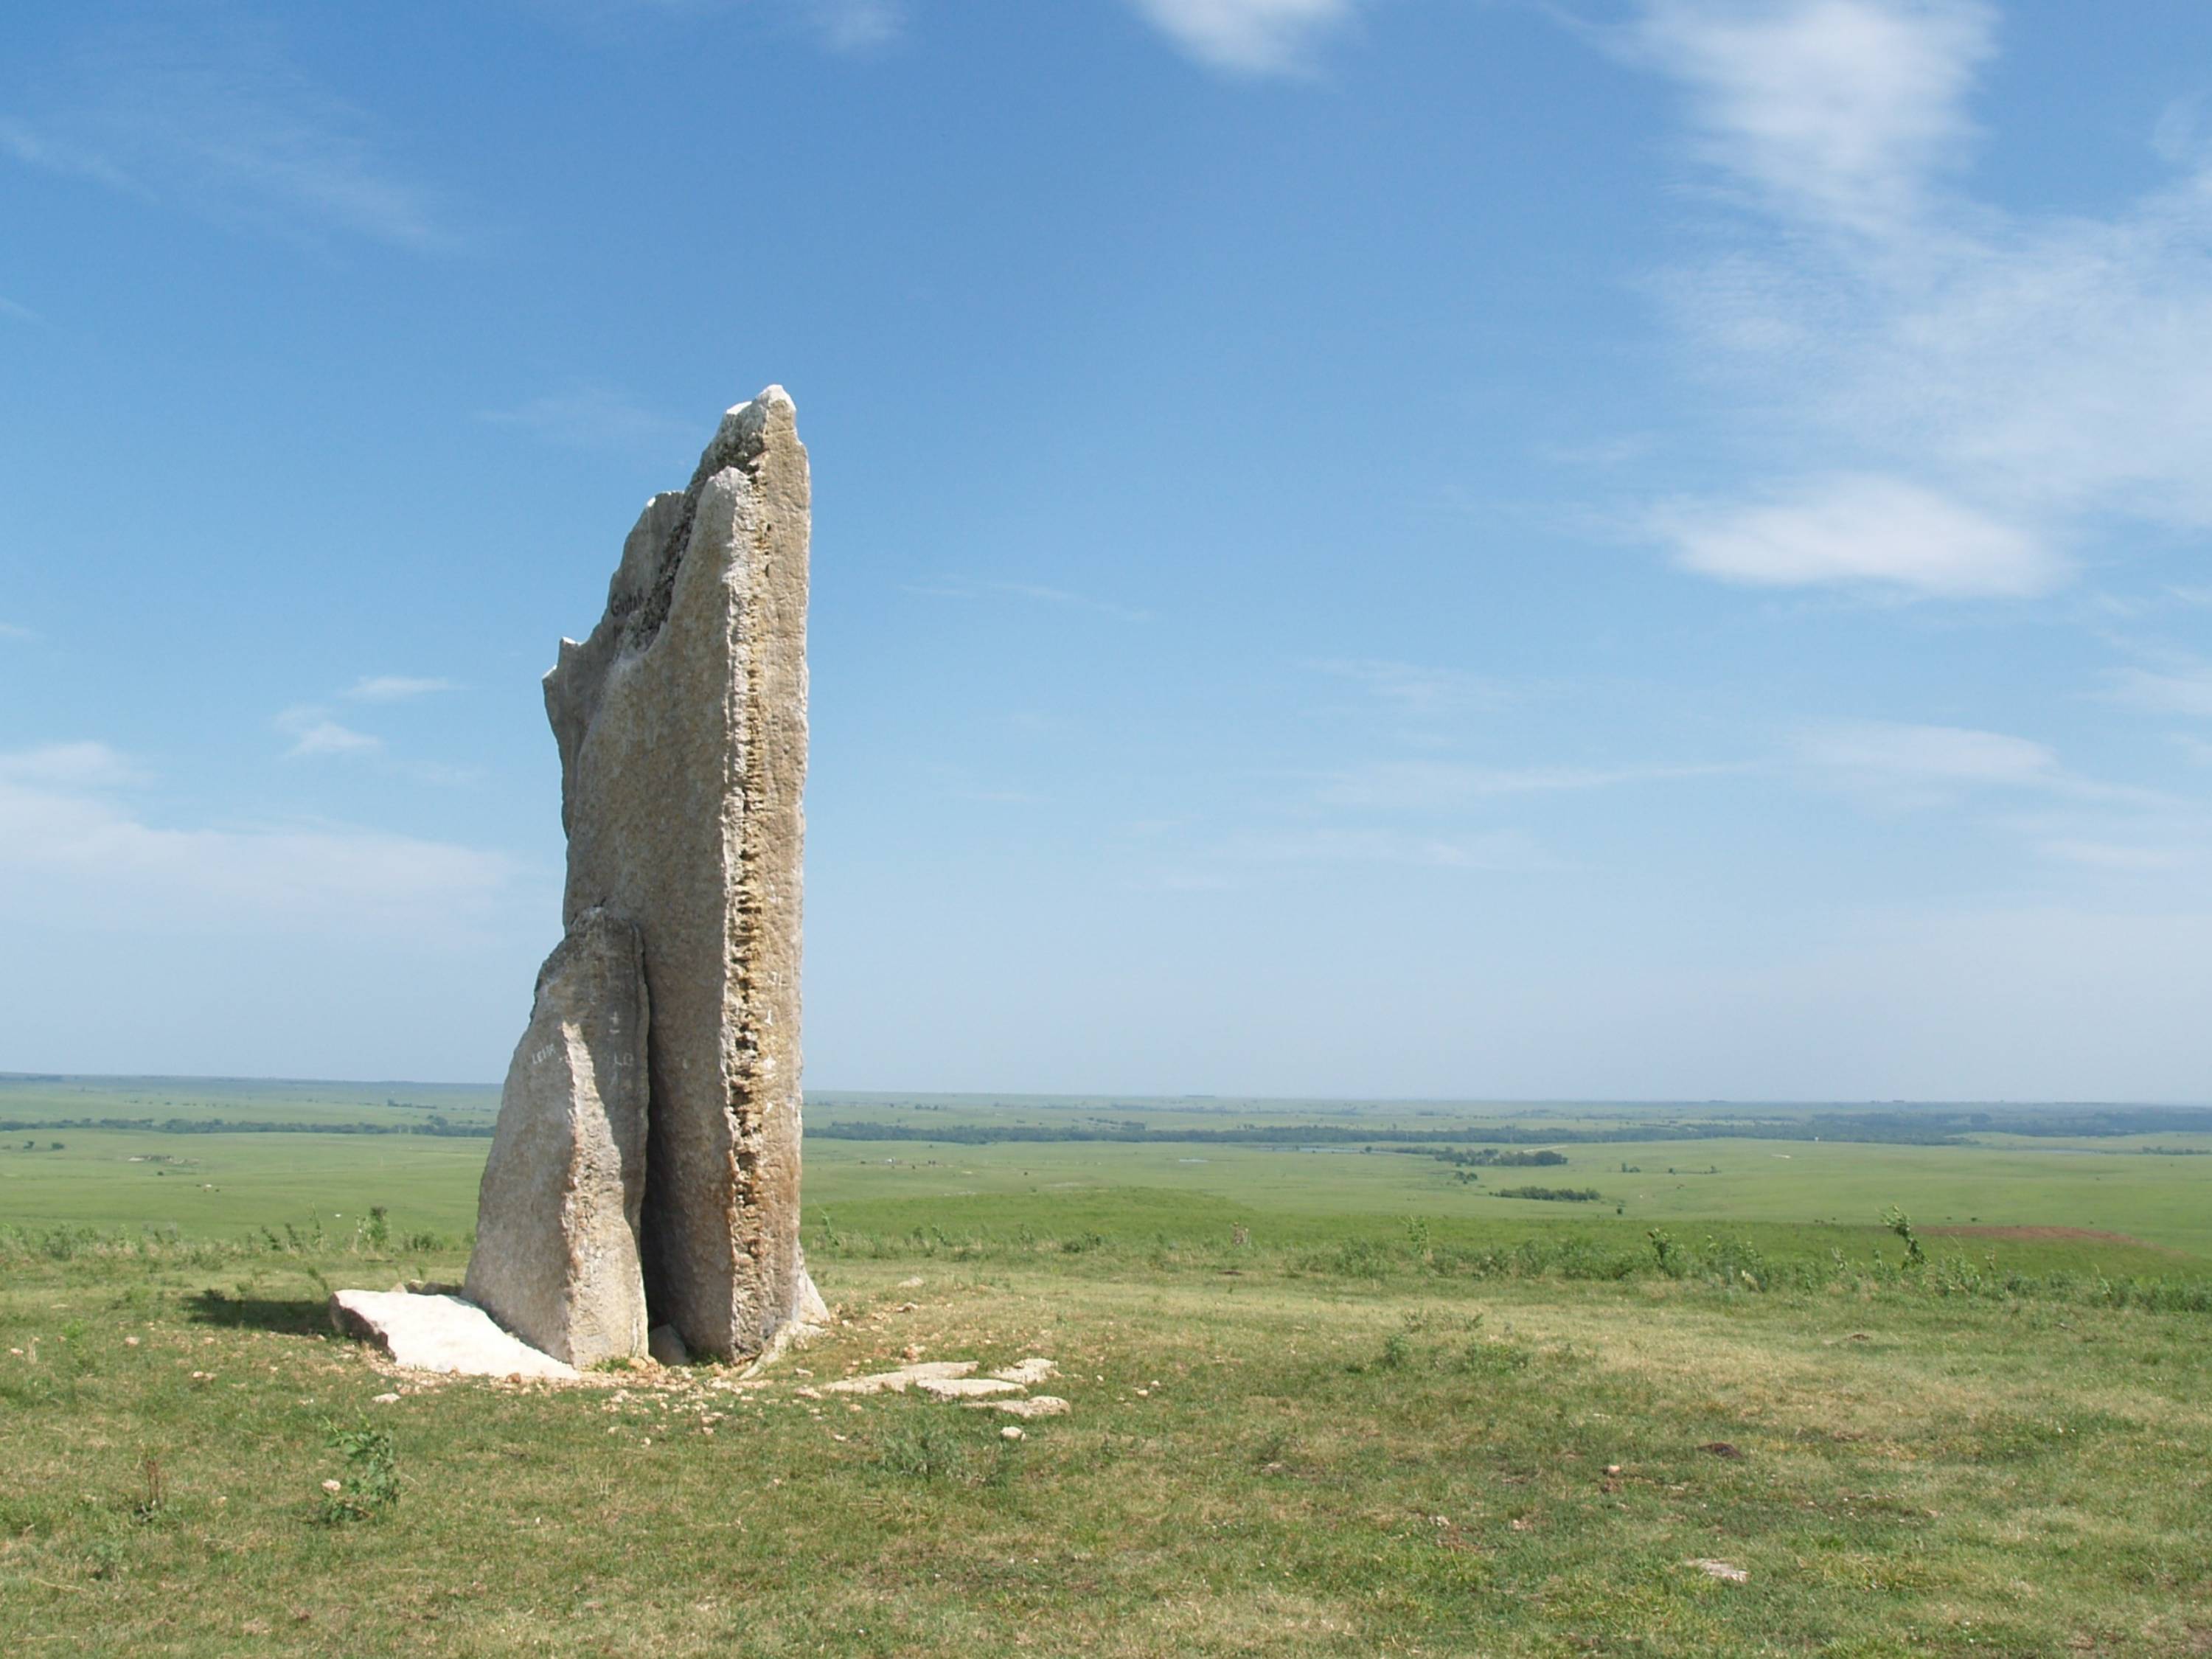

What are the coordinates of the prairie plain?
(1, 1077, 2208, 1655)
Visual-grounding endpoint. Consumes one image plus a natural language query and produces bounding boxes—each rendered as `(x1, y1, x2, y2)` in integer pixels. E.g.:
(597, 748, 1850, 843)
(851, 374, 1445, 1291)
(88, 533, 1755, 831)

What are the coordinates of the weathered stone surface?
(967, 1395, 1072, 1419)
(542, 388, 813, 1360)
(793, 1252, 832, 1326)
(330, 1290, 579, 1380)
(647, 1324, 691, 1366)
(464, 908, 650, 1368)
(914, 1375, 1024, 1400)
(827, 1361, 979, 1396)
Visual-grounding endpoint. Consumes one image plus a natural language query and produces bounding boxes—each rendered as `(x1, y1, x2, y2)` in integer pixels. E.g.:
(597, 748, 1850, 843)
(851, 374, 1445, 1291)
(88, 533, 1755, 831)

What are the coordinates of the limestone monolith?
(540, 387, 815, 1359)
(464, 907, 650, 1367)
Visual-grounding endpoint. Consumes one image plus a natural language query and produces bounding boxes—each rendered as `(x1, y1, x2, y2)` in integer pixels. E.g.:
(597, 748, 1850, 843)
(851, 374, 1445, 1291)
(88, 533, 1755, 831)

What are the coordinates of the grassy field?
(1, 1078, 2208, 1654)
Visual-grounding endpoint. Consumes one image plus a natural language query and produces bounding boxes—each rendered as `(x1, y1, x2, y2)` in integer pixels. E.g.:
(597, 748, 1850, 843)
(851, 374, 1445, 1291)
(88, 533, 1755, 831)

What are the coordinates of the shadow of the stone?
(184, 1288, 331, 1335)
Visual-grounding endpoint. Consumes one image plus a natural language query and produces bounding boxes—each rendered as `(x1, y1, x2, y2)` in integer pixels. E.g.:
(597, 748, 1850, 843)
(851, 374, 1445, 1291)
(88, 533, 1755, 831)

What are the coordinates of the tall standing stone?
(540, 387, 813, 1359)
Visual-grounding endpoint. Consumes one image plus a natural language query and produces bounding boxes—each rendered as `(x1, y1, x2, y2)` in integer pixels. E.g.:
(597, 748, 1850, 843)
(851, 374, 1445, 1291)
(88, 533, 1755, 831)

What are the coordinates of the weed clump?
(870, 1411, 1020, 1487)
(316, 1419, 399, 1523)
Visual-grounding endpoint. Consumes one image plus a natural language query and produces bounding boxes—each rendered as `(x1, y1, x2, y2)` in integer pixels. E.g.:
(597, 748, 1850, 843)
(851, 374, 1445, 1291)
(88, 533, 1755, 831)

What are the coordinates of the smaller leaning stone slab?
(465, 908, 651, 1368)
(330, 1290, 579, 1380)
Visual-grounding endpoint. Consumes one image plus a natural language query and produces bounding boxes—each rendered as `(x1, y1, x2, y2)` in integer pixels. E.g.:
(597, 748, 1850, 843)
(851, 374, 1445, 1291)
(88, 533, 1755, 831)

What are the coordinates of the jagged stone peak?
(688, 386, 798, 495)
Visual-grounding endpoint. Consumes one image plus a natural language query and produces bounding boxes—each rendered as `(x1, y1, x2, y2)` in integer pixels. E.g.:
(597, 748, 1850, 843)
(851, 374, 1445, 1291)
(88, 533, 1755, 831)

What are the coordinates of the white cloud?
(1631, 0, 1994, 237)
(288, 723, 382, 758)
(0, 293, 38, 324)
(1655, 474, 2062, 597)
(1319, 758, 1744, 811)
(0, 620, 34, 640)
(345, 675, 461, 703)
(1798, 720, 2056, 788)
(479, 389, 693, 453)
(1792, 720, 2157, 811)
(0, 17, 451, 248)
(0, 742, 146, 790)
(802, 0, 903, 50)
(2107, 664, 2212, 720)
(1228, 826, 1562, 872)
(1308, 658, 1511, 717)
(1624, 1, 2212, 601)
(276, 705, 382, 759)
(905, 576, 1151, 622)
(1128, 0, 1361, 77)
(2037, 839, 2189, 874)
(0, 743, 514, 940)
(523, 0, 902, 52)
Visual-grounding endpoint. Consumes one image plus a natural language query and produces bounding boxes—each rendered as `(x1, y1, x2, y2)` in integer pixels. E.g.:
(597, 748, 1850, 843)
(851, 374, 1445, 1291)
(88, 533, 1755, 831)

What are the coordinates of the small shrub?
(131, 1457, 165, 1524)
(316, 1419, 399, 1523)
(1310, 1237, 1394, 1281)
(1882, 1205, 1926, 1270)
(1459, 1340, 1532, 1376)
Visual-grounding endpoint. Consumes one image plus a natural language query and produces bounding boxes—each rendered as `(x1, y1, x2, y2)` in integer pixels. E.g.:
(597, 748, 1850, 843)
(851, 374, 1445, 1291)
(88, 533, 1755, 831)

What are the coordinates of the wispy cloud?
(802, 0, 904, 50)
(1628, 0, 1994, 238)
(2105, 662, 2212, 720)
(2037, 838, 2191, 874)
(1792, 720, 2158, 810)
(0, 742, 146, 790)
(1127, 0, 1363, 77)
(345, 675, 461, 703)
(276, 705, 382, 759)
(0, 742, 512, 939)
(0, 15, 452, 249)
(0, 293, 39, 324)
(1308, 658, 1512, 717)
(478, 389, 693, 453)
(524, 0, 902, 52)
(1318, 757, 1745, 811)
(1652, 474, 2062, 598)
(1619, 0, 2212, 600)
(0, 621, 35, 641)
(905, 576, 1151, 622)
(1228, 826, 1562, 872)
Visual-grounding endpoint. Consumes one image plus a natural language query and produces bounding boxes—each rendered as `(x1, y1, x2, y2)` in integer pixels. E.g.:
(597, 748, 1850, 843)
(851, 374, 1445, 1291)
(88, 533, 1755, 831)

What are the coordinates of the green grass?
(12, 1079, 2209, 1265)
(3, 1239, 2208, 1655)
(0, 1130, 481, 1242)
(1, 1078, 2208, 1653)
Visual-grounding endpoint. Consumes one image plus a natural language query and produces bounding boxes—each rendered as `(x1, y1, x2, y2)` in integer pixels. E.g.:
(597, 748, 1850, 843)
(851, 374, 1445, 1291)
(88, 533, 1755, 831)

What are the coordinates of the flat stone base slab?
(914, 1375, 1024, 1400)
(330, 1290, 580, 1380)
(826, 1360, 978, 1396)
(967, 1395, 1071, 1419)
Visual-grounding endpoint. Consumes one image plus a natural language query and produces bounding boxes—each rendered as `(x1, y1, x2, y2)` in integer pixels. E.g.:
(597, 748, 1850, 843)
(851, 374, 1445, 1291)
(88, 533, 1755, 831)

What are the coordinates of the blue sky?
(4, 0, 2211, 1099)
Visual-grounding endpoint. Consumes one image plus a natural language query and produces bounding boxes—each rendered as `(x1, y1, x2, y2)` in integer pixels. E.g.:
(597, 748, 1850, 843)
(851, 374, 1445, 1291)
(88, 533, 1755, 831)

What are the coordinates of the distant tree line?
(1491, 1185, 1603, 1202)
